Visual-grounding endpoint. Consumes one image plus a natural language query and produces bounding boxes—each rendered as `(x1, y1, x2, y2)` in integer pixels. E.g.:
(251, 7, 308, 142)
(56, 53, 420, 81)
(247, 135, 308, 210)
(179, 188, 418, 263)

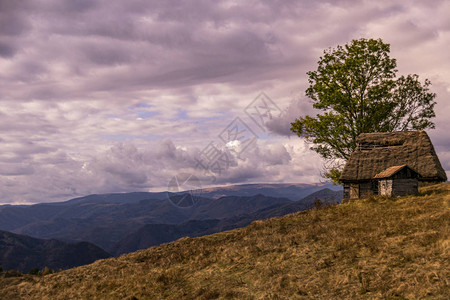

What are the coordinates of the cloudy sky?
(1, 0, 449, 204)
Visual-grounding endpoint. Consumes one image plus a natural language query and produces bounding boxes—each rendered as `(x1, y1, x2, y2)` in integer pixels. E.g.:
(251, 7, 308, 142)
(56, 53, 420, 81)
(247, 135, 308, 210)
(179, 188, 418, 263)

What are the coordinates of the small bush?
(314, 198, 323, 209)
(42, 267, 54, 276)
(28, 268, 40, 275)
(4, 270, 23, 278)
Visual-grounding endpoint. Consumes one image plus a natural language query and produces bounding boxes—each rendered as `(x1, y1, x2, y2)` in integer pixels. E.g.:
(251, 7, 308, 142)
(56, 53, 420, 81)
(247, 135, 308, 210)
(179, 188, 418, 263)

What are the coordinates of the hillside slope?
(1, 183, 448, 299)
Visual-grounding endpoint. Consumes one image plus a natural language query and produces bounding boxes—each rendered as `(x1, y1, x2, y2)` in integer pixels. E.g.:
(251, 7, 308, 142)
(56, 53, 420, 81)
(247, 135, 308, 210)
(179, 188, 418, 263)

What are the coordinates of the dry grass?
(1, 183, 449, 299)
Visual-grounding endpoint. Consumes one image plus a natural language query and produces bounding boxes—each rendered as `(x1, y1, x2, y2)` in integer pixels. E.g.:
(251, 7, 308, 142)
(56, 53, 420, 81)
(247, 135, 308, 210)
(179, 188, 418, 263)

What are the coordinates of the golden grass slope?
(1, 183, 449, 299)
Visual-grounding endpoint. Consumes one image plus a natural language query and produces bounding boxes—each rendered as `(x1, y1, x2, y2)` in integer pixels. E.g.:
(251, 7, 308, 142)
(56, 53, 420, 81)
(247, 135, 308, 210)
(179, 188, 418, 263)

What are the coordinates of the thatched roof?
(340, 131, 447, 182)
(373, 165, 415, 179)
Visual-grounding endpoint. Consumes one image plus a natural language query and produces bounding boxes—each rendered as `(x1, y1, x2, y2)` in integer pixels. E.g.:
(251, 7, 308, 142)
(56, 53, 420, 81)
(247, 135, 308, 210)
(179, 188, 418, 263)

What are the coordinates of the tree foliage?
(291, 38, 436, 183)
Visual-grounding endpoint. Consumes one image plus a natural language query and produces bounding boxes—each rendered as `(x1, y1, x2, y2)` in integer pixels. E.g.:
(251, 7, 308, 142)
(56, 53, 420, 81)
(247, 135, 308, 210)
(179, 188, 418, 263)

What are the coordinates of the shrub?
(4, 270, 23, 278)
(28, 268, 40, 275)
(42, 267, 54, 276)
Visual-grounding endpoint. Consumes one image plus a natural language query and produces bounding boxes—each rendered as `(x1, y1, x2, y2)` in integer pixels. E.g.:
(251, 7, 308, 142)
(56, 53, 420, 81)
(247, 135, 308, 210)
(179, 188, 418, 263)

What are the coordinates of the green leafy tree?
(291, 38, 436, 183)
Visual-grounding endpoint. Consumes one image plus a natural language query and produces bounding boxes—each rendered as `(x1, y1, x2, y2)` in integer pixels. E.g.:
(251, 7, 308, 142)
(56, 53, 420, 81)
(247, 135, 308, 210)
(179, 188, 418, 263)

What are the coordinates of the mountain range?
(0, 230, 110, 272)
(0, 183, 342, 270)
(112, 187, 342, 255)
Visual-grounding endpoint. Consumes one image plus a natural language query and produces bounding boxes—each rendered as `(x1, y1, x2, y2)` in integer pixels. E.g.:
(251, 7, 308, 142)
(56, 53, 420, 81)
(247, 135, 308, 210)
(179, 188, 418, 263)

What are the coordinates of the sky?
(1, 0, 449, 204)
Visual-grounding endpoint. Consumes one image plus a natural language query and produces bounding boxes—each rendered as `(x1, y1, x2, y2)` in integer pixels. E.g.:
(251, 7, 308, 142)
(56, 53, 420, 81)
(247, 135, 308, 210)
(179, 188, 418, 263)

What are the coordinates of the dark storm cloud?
(0, 111, 58, 135)
(0, 163, 35, 176)
(10, 0, 406, 103)
(1, 0, 320, 100)
(266, 98, 317, 137)
(0, 41, 16, 58)
(0, 1, 31, 36)
(0, 1, 32, 58)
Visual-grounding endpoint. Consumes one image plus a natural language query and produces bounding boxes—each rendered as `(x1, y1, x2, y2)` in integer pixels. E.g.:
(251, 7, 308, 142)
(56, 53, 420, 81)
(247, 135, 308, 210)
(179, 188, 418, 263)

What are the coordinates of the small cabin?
(340, 131, 447, 201)
(373, 165, 419, 197)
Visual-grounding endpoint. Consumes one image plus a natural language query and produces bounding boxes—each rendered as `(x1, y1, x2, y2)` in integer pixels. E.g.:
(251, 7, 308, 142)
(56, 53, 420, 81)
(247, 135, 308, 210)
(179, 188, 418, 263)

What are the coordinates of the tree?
(291, 38, 436, 183)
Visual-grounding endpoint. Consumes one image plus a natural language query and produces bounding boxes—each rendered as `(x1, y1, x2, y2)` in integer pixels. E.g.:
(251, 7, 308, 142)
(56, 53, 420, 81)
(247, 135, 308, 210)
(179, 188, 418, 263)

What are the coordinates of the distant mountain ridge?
(112, 188, 343, 255)
(0, 194, 293, 252)
(0, 182, 338, 209)
(0, 230, 111, 272)
(196, 182, 339, 200)
(0, 183, 342, 256)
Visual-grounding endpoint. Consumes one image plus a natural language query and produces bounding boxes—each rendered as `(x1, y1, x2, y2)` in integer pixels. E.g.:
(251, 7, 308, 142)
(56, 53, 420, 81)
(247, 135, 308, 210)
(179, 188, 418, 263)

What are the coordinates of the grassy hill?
(1, 183, 449, 299)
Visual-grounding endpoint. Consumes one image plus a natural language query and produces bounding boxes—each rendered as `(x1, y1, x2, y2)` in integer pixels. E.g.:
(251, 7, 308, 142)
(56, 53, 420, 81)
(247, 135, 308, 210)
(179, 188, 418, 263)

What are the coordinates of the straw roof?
(373, 165, 416, 179)
(340, 131, 447, 182)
